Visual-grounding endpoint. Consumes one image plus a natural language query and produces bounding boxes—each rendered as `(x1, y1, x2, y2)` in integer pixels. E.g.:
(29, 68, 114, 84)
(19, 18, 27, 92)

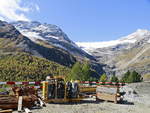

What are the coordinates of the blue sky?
(1, 0, 150, 42)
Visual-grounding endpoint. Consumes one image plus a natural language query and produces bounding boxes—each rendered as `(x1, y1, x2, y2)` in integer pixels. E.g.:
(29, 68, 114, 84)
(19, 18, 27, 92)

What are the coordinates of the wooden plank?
(96, 86, 118, 94)
(0, 109, 13, 113)
(0, 95, 17, 104)
(97, 92, 117, 103)
(24, 108, 32, 113)
(0, 95, 18, 109)
(80, 86, 96, 93)
(18, 96, 23, 112)
(0, 104, 18, 110)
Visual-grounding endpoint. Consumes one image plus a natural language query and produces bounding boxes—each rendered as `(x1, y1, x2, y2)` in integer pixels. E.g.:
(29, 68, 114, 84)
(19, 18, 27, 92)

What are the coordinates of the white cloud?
(0, 0, 39, 22)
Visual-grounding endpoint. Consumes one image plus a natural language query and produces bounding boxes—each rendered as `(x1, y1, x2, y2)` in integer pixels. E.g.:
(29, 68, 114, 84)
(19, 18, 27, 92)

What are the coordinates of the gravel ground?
(13, 82, 150, 113)
(30, 101, 150, 113)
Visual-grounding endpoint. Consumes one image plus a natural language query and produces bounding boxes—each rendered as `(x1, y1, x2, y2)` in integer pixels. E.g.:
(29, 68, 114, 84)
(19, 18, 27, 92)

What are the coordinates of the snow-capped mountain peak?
(11, 21, 93, 59)
(120, 29, 150, 42)
(76, 29, 150, 51)
(12, 21, 72, 43)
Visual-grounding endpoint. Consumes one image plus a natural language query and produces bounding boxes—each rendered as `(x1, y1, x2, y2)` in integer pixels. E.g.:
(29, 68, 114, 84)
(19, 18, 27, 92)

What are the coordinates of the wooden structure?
(0, 87, 39, 109)
(18, 96, 23, 112)
(96, 86, 121, 103)
(0, 95, 18, 109)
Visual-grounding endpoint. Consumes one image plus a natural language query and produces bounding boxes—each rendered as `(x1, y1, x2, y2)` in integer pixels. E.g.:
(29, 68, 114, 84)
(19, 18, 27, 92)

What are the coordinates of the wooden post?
(18, 96, 23, 112)
(114, 95, 117, 104)
(55, 80, 57, 99)
(42, 81, 48, 101)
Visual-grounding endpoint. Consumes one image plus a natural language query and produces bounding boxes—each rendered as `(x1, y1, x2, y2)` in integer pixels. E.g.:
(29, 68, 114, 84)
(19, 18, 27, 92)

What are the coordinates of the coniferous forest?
(0, 53, 70, 81)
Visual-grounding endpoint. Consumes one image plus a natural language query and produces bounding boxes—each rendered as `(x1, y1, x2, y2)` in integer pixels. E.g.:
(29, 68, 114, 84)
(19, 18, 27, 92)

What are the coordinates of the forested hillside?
(0, 53, 70, 81)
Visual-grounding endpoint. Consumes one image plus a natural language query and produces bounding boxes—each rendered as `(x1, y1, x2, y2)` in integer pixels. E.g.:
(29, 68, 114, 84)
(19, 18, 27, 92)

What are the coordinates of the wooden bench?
(96, 86, 120, 103)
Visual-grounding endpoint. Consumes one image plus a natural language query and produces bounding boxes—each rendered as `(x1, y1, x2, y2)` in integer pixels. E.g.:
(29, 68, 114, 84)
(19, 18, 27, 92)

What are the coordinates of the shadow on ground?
(47, 99, 134, 105)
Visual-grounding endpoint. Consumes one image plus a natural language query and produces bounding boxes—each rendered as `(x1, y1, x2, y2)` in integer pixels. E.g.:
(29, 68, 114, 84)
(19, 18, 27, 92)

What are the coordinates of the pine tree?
(67, 61, 94, 81)
(121, 70, 142, 83)
(100, 73, 107, 82)
(82, 62, 91, 81)
(121, 70, 130, 83)
(128, 71, 142, 83)
(68, 62, 83, 81)
(110, 75, 119, 82)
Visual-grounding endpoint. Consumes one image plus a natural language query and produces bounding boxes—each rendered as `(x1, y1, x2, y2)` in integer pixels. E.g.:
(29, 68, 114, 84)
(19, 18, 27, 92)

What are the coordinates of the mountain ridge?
(76, 29, 150, 51)
(76, 29, 150, 78)
(11, 21, 94, 61)
(0, 20, 76, 67)
(0, 20, 105, 81)
(11, 20, 105, 76)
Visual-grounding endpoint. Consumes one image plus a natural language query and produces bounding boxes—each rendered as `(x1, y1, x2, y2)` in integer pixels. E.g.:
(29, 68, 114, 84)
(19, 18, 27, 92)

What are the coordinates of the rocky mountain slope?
(77, 29, 150, 77)
(11, 21, 94, 61)
(0, 20, 72, 81)
(0, 20, 76, 67)
(11, 21, 104, 76)
(0, 20, 104, 80)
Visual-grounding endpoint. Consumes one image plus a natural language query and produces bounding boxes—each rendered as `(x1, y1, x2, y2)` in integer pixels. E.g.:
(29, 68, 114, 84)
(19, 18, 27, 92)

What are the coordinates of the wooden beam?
(18, 96, 23, 112)
(0, 109, 13, 113)
(96, 86, 118, 94)
(97, 92, 117, 103)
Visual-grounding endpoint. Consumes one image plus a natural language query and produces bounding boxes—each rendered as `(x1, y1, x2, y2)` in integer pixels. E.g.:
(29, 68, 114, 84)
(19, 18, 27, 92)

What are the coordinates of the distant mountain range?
(11, 21, 104, 76)
(0, 20, 104, 81)
(0, 19, 149, 80)
(77, 29, 150, 51)
(76, 29, 150, 78)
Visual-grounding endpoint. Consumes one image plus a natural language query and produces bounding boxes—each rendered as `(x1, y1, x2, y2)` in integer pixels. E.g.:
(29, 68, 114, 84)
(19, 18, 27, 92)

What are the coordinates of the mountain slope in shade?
(12, 21, 94, 60)
(0, 20, 76, 67)
(77, 29, 150, 78)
